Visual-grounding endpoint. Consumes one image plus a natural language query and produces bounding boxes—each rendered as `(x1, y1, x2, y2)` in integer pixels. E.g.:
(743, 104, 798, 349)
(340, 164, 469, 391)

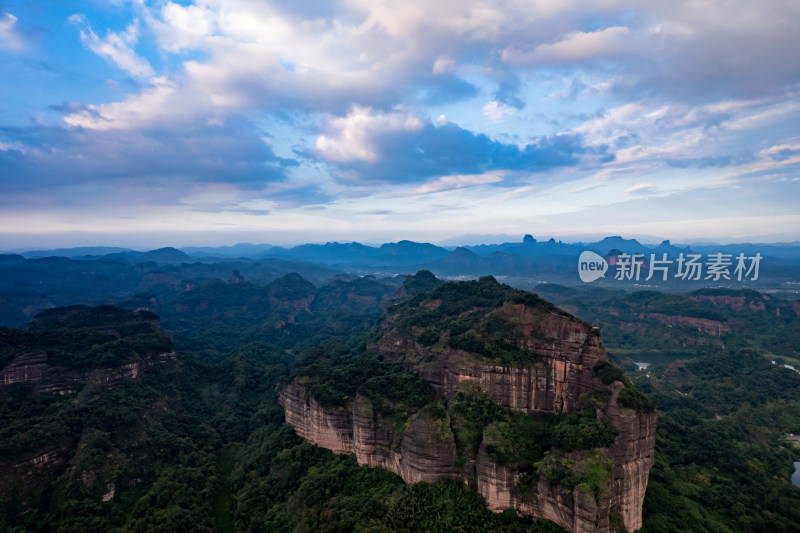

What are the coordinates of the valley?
(1, 241, 799, 532)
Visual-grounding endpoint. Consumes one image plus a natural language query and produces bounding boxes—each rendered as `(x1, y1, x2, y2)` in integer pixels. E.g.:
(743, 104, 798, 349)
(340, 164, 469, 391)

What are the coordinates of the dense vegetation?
(292, 349, 435, 416)
(390, 275, 583, 366)
(2, 268, 799, 532)
(0, 305, 172, 370)
(536, 284, 800, 365)
(630, 349, 800, 532)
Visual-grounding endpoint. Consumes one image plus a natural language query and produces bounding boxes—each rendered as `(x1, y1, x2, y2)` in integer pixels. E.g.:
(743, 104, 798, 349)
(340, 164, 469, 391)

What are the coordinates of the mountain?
(376, 240, 450, 265)
(180, 242, 274, 259)
(428, 247, 537, 277)
(263, 240, 451, 268)
(280, 273, 656, 532)
(100, 246, 193, 264)
(265, 241, 379, 265)
(21, 247, 134, 259)
(0, 254, 341, 328)
(0, 306, 176, 515)
(436, 233, 521, 246)
(9, 236, 800, 295)
(465, 235, 585, 259)
(2, 260, 800, 531)
(531, 284, 800, 366)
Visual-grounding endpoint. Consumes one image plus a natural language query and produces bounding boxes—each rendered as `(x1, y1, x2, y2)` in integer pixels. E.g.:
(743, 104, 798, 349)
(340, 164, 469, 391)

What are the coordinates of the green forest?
(1, 270, 799, 532)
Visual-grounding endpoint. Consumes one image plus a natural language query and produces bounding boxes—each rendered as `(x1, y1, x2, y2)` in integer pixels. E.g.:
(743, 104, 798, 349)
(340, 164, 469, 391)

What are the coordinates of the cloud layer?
(1, 0, 800, 246)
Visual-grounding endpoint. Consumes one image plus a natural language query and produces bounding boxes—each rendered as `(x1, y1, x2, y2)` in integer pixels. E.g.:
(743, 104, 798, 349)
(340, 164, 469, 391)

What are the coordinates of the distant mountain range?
(4, 235, 799, 295)
(16, 234, 800, 262)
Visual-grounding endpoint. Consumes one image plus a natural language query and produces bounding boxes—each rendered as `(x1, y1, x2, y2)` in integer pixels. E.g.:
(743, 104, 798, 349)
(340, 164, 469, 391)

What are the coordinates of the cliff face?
(640, 312, 734, 336)
(1, 350, 175, 394)
(375, 304, 603, 414)
(282, 372, 655, 532)
(690, 293, 766, 312)
(279, 382, 460, 485)
(0, 306, 177, 512)
(281, 379, 354, 455)
(605, 382, 657, 532)
(475, 445, 608, 533)
(281, 277, 656, 532)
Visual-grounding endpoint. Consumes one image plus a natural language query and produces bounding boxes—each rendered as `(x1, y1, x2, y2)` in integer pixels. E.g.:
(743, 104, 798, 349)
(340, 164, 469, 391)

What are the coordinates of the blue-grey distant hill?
(261, 240, 450, 268)
(100, 247, 193, 264)
(22, 246, 134, 259)
(7, 235, 800, 297)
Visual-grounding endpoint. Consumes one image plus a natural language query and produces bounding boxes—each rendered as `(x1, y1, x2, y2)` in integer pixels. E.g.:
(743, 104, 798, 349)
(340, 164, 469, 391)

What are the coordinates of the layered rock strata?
(280, 382, 459, 484)
(1, 351, 176, 394)
(281, 294, 656, 532)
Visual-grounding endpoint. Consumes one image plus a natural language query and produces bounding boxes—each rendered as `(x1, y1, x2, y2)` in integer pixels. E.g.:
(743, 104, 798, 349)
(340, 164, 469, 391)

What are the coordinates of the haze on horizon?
(2, 1, 800, 250)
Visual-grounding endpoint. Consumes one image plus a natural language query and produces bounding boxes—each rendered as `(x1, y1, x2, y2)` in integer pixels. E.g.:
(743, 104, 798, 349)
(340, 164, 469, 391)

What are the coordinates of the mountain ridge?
(281, 273, 656, 532)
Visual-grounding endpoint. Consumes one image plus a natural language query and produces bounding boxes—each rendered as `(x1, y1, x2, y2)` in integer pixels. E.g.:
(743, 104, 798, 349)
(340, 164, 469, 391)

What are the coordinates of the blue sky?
(1, 0, 800, 249)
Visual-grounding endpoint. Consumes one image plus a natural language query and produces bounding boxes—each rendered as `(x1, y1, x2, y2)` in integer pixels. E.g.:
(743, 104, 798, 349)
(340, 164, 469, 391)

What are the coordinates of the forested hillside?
(2, 269, 799, 532)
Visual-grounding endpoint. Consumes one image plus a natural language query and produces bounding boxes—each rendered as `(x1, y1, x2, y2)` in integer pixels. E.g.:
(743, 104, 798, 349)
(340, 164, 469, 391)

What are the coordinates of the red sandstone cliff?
(639, 312, 735, 336)
(280, 382, 460, 485)
(1, 350, 176, 394)
(281, 290, 656, 532)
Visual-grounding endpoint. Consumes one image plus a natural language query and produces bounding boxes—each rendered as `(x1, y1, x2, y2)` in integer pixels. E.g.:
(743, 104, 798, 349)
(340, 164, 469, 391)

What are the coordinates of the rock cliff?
(690, 293, 766, 312)
(1, 350, 175, 394)
(640, 312, 735, 336)
(0, 305, 177, 512)
(280, 381, 460, 485)
(374, 303, 604, 414)
(281, 275, 656, 532)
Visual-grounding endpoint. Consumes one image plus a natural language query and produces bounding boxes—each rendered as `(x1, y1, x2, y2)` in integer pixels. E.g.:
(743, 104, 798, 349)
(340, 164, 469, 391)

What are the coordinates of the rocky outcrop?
(0, 444, 71, 511)
(376, 304, 604, 415)
(87, 352, 176, 387)
(283, 367, 654, 532)
(640, 312, 734, 336)
(691, 294, 765, 312)
(0, 351, 176, 394)
(281, 379, 354, 454)
(281, 282, 656, 532)
(477, 379, 656, 532)
(268, 294, 314, 322)
(605, 382, 657, 532)
(476, 446, 608, 533)
(279, 382, 459, 485)
(1, 352, 50, 385)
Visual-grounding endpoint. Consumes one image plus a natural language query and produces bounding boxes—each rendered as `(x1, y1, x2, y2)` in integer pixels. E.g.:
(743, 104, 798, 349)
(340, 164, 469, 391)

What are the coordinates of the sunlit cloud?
(625, 183, 659, 196)
(482, 101, 516, 122)
(503, 26, 632, 65)
(1, 0, 800, 247)
(413, 171, 506, 194)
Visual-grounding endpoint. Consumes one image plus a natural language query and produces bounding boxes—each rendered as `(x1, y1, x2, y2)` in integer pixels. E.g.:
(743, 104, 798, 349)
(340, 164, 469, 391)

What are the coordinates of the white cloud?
(0, 12, 24, 51)
(758, 141, 800, 157)
(64, 78, 183, 130)
(432, 56, 455, 74)
(482, 101, 515, 122)
(72, 16, 154, 77)
(154, 1, 218, 52)
(503, 26, 632, 64)
(315, 106, 424, 163)
(413, 171, 506, 194)
(625, 183, 659, 196)
(15, 0, 797, 246)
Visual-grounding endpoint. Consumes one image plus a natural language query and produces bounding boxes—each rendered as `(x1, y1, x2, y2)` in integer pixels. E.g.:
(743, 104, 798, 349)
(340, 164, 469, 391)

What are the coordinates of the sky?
(1, 0, 800, 250)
